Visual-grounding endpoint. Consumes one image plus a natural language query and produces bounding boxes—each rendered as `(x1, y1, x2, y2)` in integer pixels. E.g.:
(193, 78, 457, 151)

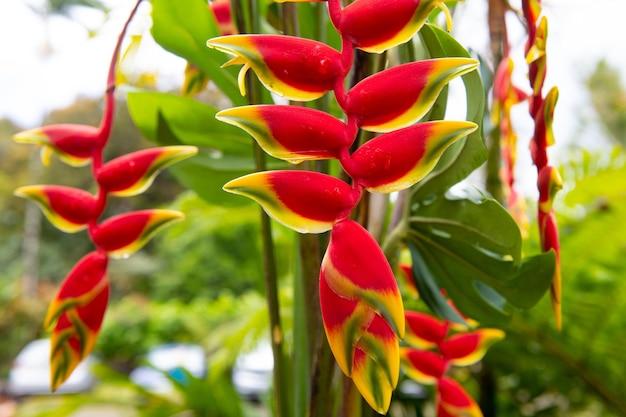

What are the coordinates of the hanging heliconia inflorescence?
(522, 0, 563, 330)
(401, 308, 504, 416)
(12, 0, 197, 391)
(207, 0, 479, 412)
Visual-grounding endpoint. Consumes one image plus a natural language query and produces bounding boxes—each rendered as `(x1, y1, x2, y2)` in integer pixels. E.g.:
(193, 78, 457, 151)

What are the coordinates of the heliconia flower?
(439, 329, 505, 367)
(343, 58, 479, 132)
(216, 105, 351, 163)
(338, 0, 453, 53)
(14, 185, 97, 233)
(404, 310, 449, 349)
(530, 86, 558, 168)
(209, 0, 237, 36)
(90, 210, 184, 259)
(223, 171, 361, 233)
(351, 315, 400, 414)
(526, 16, 548, 97)
(522, 0, 542, 30)
(492, 57, 527, 125)
(97, 146, 197, 197)
(397, 263, 418, 296)
(437, 377, 484, 417)
(206, 35, 344, 101)
(13, 124, 104, 167)
(345, 121, 477, 193)
(44, 251, 109, 392)
(537, 165, 562, 215)
(400, 348, 447, 385)
(320, 219, 404, 414)
(182, 62, 210, 96)
(537, 165, 562, 329)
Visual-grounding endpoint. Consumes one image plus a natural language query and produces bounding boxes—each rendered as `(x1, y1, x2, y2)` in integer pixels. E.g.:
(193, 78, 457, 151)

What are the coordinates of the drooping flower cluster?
(523, 0, 563, 329)
(207, 0, 479, 412)
(12, 0, 196, 391)
(400, 309, 504, 417)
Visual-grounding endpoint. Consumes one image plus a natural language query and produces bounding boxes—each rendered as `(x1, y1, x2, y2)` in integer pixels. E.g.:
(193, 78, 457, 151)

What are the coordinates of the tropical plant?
(11, 0, 569, 416)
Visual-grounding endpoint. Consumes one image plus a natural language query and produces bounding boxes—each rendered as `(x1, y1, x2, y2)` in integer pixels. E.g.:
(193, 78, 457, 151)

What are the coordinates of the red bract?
(97, 146, 197, 196)
(13, 124, 103, 167)
(439, 329, 505, 366)
(346, 121, 477, 192)
(437, 377, 483, 417)
(344, 58, 479, 132)
(320, 219, 404, 413)
(209, 0, 237, 35)
(44, 251, 109, 392)
(404, 310, 449, 349)
(223, 171, 361, 233)
(206, 35, 344, 101)
(530, 86, 558, 168)
(338, 0, 452, 53)
(400, 348, 447, 385)
(14, 185, 97, 233)
(216, 105, 351, 163)
(90, 210, 184, 259)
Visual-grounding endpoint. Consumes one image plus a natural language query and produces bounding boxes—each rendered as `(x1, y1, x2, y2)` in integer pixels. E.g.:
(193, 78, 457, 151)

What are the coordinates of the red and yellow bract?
(216, 105, 351, 163)
(339, 0, 452, 53)
(224, 171, 361, 233)
(320, 219, 404, 413)
(347, 121, 477, 192)
(207, 35, 344, 101)
(343, 58, 479, 132)
(14, 185, 96, 233)
(97, 146, 197, 197)
(44, 251, 109, 392)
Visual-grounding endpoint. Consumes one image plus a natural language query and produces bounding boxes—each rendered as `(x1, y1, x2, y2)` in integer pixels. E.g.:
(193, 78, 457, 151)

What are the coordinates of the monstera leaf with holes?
(403, 24, 556, 326)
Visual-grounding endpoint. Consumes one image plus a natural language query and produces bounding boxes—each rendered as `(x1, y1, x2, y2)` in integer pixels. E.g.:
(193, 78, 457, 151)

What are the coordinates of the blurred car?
(7, 338, 97, 397)
(129, 343, 206, 393)
(232, 341, 273, 400)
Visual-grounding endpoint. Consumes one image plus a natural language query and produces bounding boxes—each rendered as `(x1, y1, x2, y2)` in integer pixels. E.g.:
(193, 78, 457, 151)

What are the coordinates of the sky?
(0, 0, 624, 193)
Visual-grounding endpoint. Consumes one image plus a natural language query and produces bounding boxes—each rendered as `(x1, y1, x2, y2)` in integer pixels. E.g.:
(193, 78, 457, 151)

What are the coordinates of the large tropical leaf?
(412, 23, 487, 200)
(150, 0, 244, 105)
(407, 193, 555, 326)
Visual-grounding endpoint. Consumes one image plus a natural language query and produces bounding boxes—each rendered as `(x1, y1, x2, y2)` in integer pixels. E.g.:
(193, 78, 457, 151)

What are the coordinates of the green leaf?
(407, 194, 555, 326)
(150, 0, 244, 105)
(413, 24, 487, 200)
(127, 92, 251, 155)
(407, 241, 466, 324)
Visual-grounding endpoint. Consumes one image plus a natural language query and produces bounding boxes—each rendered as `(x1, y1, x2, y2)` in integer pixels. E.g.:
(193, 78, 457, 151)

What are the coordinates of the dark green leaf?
(407, 241, 466, 324)
(413, 24, 487, 200)
(151, 0, 244, 105)
(407, 194, 555, 325)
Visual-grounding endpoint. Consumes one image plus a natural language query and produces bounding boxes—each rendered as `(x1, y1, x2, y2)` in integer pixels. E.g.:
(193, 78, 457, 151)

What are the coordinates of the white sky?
(0, 0, 623, 194)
